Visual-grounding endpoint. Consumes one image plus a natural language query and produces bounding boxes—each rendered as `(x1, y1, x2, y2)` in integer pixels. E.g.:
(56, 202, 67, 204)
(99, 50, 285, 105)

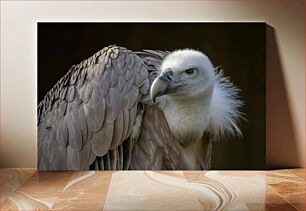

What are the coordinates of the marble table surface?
(0, 169, 304, 210)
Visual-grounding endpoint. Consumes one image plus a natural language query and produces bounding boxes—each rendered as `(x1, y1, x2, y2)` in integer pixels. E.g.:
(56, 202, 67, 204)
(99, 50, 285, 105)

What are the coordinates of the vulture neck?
(159, 93, 212, 148)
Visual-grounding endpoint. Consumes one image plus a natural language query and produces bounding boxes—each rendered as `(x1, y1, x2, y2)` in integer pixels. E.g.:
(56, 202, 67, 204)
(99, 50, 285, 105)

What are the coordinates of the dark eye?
(184, 68, 195, 75)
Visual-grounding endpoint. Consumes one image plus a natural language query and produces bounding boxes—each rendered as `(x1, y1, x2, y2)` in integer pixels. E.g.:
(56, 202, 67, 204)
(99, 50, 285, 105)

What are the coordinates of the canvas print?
(38, 23, 266, 170)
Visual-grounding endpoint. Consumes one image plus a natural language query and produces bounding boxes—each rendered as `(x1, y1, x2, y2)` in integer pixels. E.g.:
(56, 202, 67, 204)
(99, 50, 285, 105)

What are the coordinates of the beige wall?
(1, 1, 304, 168)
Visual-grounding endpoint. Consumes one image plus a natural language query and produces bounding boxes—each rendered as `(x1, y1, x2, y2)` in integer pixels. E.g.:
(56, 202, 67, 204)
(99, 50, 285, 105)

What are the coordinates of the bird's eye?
(184, 68, 196, 75)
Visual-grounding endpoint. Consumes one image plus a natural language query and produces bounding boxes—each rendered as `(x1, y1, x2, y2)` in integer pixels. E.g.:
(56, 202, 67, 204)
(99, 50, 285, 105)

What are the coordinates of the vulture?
(38, 45, 243, 170)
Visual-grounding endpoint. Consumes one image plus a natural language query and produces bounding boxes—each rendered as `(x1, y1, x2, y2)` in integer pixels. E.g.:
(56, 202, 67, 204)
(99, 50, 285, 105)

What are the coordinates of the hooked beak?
(150, 69, 174, 103)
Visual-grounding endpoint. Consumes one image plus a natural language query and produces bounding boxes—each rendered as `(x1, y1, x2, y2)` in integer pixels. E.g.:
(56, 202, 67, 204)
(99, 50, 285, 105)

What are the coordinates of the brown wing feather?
(38, 45, 149, 170)
(130, 106, 195, 170)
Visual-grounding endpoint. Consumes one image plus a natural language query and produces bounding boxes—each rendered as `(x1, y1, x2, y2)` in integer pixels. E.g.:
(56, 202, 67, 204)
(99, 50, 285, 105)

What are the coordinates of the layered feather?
(208, 68, 244, 138)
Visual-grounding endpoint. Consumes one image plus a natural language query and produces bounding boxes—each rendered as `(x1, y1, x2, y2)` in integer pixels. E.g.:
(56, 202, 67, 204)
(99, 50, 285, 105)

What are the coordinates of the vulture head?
(150, 49, 242, 147)
(151, 49, 215, 103)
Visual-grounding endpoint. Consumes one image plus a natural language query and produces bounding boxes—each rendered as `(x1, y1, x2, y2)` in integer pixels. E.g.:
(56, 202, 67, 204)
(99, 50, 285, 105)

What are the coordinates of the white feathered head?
(151, 49, 244, 140)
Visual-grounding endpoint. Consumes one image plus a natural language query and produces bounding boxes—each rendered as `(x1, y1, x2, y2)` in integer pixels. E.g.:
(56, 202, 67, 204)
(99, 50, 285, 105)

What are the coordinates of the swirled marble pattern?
(0, 169, 304, 210)
(0, 169, 36, 204)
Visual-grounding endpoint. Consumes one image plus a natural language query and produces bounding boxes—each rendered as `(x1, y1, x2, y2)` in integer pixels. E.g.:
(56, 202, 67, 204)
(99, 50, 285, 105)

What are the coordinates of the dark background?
(38, 23, 266, 170)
